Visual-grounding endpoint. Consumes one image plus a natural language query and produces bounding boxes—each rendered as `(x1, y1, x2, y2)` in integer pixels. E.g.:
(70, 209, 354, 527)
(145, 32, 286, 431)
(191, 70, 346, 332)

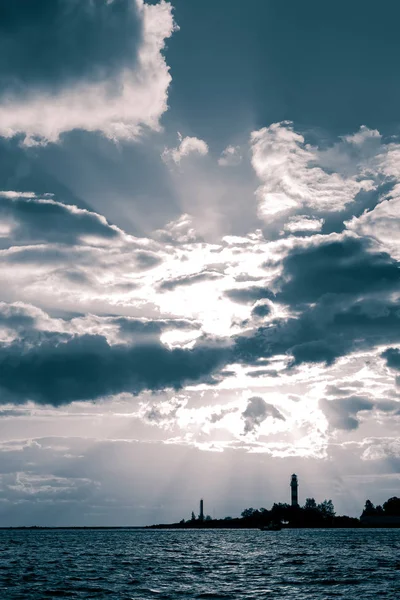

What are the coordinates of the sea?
(0, 528, 399, 599)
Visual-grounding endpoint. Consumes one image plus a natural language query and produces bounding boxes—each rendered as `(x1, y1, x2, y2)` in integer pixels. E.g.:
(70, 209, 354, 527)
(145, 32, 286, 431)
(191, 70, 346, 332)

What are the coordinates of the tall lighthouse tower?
(290, 474, 299, 507)
(199, 498, 204, 522)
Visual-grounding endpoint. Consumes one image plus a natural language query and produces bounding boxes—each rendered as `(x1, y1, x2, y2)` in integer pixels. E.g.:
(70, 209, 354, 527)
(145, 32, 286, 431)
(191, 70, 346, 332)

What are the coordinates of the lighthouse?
(290, 474, 299, 506)
(199, 498, 204, 522)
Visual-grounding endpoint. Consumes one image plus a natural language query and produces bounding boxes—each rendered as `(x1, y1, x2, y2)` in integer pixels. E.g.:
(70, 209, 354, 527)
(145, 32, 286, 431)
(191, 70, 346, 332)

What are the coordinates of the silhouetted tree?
(362, 499, 377, 517)
(241, 508, 256, 519)
(205, 515, 212, 521)
(304, 498, 317, 510)
(191, 511, 196, 522)
(383, 497, 400, 516)
(270, 502, 291, 522)
(318, 499, 335, 519)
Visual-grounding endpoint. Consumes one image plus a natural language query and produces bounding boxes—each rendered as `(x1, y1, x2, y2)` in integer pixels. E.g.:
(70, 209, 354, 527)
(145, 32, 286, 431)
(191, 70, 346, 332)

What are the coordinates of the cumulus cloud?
(250, 121, 374, 219)
(0, 0, 176, 144)
(242, 396, 285, 434)
(218, 145, 242, 167)
(162, 134, 209, 164)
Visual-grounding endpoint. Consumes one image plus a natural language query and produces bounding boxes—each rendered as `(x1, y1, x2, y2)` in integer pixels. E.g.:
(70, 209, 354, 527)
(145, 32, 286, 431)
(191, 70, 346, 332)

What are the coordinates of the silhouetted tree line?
(236, 498, 356, 529)
(361, 497, 400, 518)
(148, 496, 400, 529)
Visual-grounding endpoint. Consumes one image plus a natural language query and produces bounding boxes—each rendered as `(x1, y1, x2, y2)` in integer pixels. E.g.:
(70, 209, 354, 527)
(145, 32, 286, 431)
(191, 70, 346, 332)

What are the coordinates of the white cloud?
(218, 145, 242, 167)
(346, 193, 400, 259)
(283, 215, 324, 233)
(0, 1, 176, 145)
(250, 122, 374, 220)
(162, 134, 209, 164)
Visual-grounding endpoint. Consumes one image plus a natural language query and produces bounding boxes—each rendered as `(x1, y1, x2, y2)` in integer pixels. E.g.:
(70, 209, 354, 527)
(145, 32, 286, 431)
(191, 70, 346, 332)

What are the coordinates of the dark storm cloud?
(233, 235, 400, 368)
(275, 236, 399, 307)
(234, 299, 400, 369)
(0, 334, 231, 405)
(159, 271, 221, 292)
(0, 195, 119, 245)
(0, 0, 142, 95)
(242, 396, 285, 434)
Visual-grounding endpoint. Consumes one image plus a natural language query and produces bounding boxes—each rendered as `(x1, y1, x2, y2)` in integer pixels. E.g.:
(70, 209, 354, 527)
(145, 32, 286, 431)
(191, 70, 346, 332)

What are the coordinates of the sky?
(0, 0, 399, 526)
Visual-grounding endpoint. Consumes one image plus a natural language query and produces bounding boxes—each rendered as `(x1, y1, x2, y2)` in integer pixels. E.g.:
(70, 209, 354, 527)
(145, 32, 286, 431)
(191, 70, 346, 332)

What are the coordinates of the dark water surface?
(1, 528, 399, 599)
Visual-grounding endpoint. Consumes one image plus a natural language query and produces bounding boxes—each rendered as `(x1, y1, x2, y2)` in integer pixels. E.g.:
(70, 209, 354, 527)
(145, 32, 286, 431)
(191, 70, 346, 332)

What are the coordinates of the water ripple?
(0, 529, 399, 599)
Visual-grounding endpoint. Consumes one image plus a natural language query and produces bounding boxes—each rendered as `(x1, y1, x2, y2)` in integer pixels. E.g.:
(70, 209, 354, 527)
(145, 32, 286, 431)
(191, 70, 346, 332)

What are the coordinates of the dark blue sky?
(164, 0, 400, 144)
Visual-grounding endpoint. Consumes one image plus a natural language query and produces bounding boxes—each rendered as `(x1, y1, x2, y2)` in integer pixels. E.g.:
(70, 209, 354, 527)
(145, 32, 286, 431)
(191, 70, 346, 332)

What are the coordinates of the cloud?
(0, 1, 176, 144)
(0, 192, 121, 245)
(346, 193, 400, 260)
(250, 122, 374, 219)
(251, 302, 272, 318)
(218, 145, 242, 167)
(134, 251, 163, 270)
(208, 407, 238, 424)
(159, 271, 221, 291)
(283, 215, 324, 233)
(225, 286, 274, 305)
(242, 396, 285, 434)
(162, 135, 209, 164)
(233, 233, 400, 368)
(320, 396, 375, 431)
(382, 348, 400, 371)
(0, 329, 231, 405)
(360, 437, 400, 461)
(153, 214, 202, 244)
(275, 234, 399, 307)
(0, 409, 30, 418)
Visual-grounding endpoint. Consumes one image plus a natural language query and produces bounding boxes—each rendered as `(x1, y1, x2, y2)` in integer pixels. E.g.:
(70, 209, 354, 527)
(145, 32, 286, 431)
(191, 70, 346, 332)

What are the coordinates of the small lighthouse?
(290, 474, 299, 506)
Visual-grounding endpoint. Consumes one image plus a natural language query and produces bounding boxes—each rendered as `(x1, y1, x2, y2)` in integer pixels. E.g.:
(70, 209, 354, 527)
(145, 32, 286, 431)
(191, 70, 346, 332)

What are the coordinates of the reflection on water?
(1, 528, 399, 599)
